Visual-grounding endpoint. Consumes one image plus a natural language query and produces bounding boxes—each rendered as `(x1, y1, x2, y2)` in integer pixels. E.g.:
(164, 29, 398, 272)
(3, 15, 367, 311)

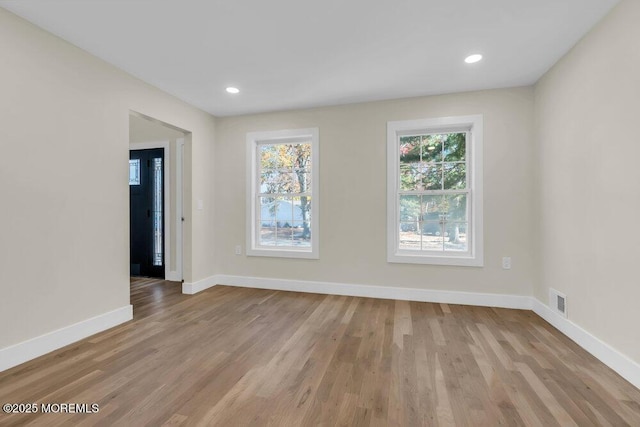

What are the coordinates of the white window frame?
(246, 128, 319, 259)
(387, 115, 483, 267)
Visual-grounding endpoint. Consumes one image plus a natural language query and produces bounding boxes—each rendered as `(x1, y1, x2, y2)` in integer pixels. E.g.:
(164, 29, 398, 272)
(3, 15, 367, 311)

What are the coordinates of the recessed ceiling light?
(464, 54, 483, 64)
(226, 87, 240, 94)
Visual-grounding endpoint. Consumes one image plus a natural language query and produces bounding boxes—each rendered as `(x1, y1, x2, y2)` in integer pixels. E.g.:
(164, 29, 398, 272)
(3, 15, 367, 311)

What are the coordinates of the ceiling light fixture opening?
(226, 87, 240, 94)
(464, 54, 483, 64)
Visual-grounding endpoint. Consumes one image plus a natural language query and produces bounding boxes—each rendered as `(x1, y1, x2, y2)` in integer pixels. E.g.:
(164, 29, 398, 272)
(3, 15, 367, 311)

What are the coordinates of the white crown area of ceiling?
(0, 0, 620, 116)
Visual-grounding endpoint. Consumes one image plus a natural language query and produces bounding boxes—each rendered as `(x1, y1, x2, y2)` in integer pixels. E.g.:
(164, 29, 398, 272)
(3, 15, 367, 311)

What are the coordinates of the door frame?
(129, 140, 183, 281)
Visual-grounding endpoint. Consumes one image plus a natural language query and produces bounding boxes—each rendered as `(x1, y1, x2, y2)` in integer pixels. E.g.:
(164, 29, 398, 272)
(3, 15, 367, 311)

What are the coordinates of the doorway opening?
(129, 112, 188, 282)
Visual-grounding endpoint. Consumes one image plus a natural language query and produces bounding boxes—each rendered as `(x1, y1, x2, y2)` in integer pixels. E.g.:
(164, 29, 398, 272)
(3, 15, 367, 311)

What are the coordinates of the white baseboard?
(185, 274, 531, 310)
(532, 298, 640, 390)
(0, 305, 133, 372)
(182, 275, 218, 295)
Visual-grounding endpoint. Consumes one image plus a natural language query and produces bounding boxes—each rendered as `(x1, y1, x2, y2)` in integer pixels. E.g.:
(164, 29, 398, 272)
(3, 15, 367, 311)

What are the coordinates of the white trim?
(182, 275, 219, 295)
(130, 140, 183, 281)
(175, 138, 184, 281)
(386, 115, 484, 267)
(218, 275, 529, 308)
(245, 128, 319, 259)
(532, 298, 640, 390)
(0, 305, 133, 372)
(184, 274, 530, 309)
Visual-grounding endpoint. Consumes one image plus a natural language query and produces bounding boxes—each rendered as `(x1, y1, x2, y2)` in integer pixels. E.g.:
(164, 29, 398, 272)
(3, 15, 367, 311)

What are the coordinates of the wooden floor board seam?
(0, 278, 638, 426)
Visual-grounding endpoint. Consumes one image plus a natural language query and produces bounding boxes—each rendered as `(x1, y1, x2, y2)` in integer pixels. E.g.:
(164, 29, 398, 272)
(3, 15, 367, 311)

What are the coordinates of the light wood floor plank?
(0, 277, 638, 426)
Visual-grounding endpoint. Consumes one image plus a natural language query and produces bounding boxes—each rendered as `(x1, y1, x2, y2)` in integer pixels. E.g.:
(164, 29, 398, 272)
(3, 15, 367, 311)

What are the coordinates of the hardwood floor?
(1, 278, 639, 426)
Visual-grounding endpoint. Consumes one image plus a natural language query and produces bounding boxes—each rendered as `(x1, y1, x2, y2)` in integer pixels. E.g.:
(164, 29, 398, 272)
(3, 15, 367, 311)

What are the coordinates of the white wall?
(535, 0, 640, 363)
(214, 87, 536, 296)
(3, 0, 639, 380)
(0, 8, 216, 349)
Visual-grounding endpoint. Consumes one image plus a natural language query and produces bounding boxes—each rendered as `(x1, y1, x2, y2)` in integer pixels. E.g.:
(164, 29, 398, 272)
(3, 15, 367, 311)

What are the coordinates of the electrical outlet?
(502, 257, 512, 270)
(235, 245, 242, 255)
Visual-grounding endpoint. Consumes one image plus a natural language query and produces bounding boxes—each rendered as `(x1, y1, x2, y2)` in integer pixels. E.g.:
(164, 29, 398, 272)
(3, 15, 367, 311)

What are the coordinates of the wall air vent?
(549, 288, 567, 318)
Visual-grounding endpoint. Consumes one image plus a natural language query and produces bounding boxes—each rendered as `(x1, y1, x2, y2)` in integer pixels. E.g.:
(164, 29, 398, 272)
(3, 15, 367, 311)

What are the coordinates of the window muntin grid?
(397, 132, 470, 254)
(256, 142, 312, 249)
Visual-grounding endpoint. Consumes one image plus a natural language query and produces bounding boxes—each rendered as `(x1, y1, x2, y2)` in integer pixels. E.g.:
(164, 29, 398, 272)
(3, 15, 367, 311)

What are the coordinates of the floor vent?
(549, 288, 567, 318)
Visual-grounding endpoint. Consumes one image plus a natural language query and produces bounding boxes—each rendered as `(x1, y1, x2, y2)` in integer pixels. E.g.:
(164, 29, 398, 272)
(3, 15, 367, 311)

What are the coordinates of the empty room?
(1, 0, 639, 425)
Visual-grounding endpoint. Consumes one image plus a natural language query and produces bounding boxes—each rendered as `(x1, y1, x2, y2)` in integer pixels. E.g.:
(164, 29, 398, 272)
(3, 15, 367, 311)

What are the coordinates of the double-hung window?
(387, 115, 483, 266)
(247, 128, 319, 259)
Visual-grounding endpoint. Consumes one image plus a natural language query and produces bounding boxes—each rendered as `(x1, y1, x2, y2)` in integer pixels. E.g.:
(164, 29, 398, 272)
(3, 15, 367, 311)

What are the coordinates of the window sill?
(247, 247, 319, 259)
(388, 252, 483, 267)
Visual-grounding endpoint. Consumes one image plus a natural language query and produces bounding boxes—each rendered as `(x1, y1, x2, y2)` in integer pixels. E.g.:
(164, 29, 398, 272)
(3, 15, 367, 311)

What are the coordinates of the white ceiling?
(0, 0, 620, 117)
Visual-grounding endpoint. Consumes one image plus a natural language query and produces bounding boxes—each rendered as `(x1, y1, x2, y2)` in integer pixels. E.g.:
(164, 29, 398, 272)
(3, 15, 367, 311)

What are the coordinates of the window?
(387, 115, 483, 266)
(247, 128, 319, 258)
(152, 157, 163, 266)
(129, 159, 140, 185)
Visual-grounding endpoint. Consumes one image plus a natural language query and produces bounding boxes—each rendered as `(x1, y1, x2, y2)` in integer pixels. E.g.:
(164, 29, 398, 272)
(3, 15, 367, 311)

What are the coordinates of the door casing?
(129, 139, 183, 281)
